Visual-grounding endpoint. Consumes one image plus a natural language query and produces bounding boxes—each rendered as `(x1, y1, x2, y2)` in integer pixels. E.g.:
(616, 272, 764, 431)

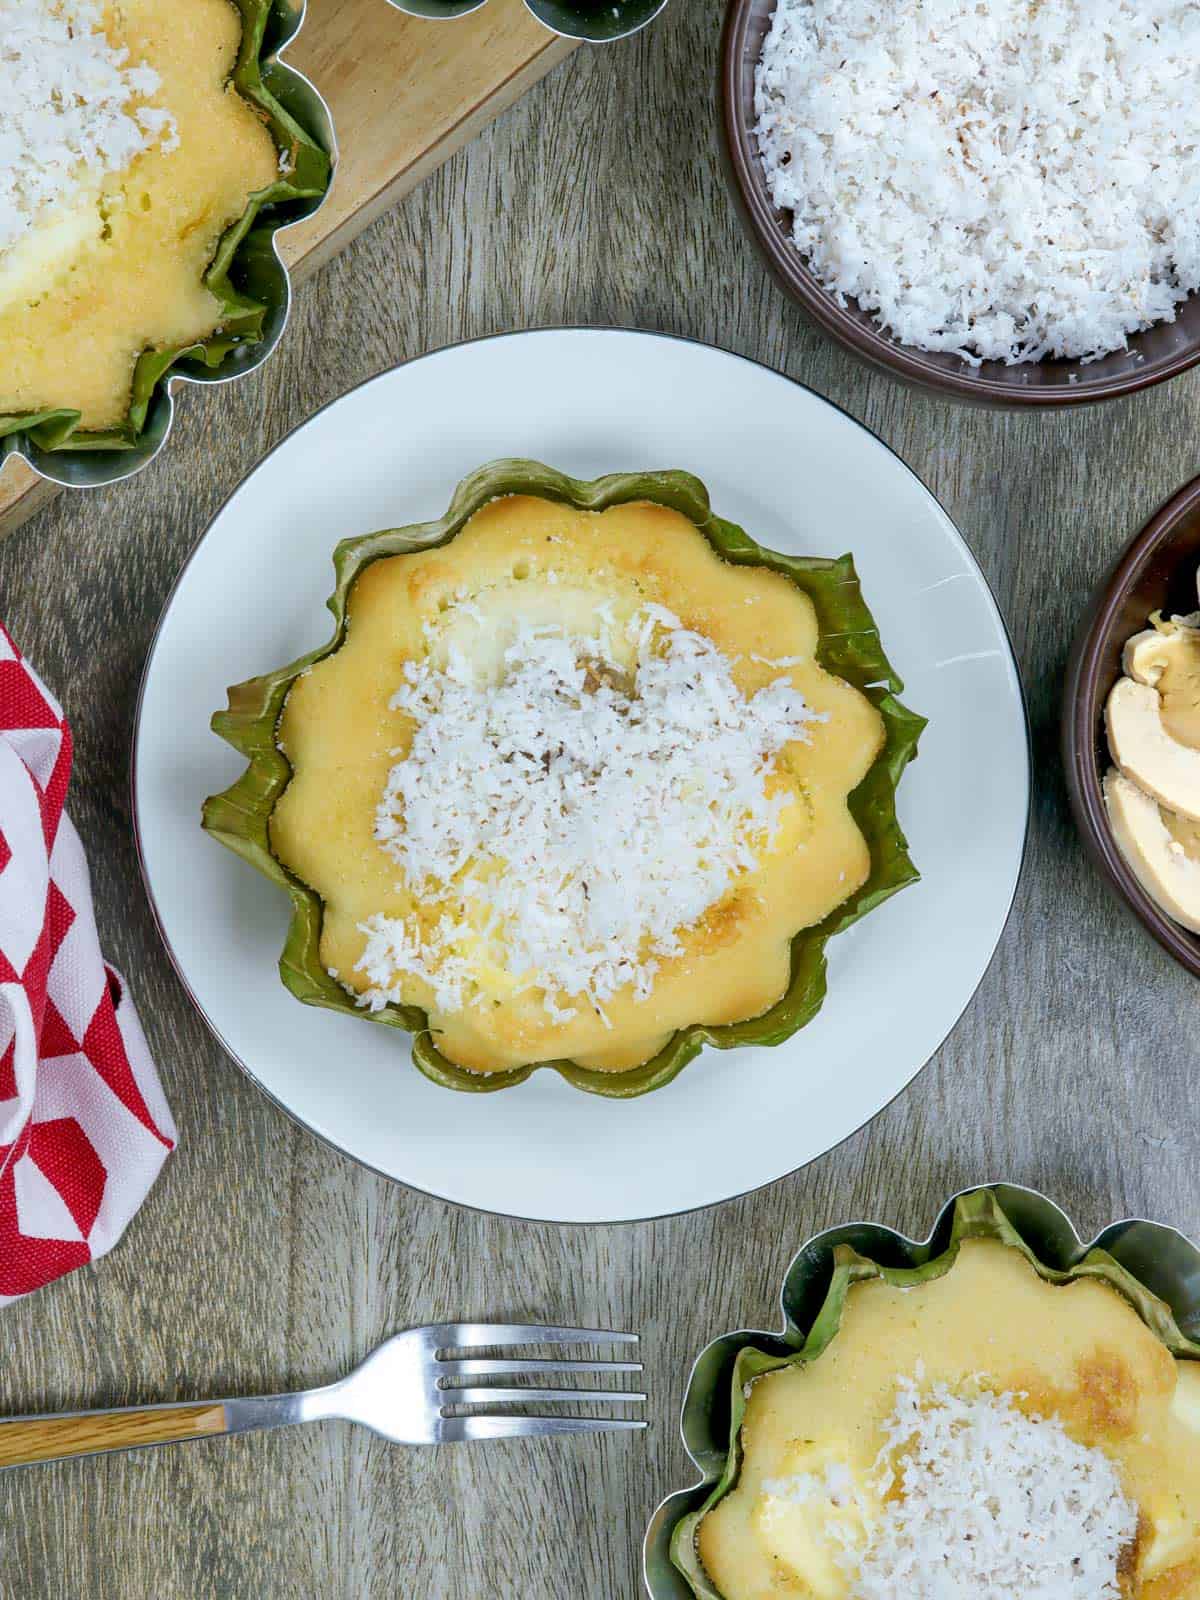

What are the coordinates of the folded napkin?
(0, 626, 175, 1303)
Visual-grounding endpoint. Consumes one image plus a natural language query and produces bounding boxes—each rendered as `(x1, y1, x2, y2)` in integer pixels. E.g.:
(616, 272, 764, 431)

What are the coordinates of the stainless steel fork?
(0, 1323, 646, 1468)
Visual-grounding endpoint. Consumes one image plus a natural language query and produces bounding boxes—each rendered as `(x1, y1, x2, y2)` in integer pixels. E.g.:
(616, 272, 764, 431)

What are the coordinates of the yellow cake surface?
(269, 495, 886, 1074)
(697, 1238, 1200, 1600)
(0, 0, 279, 431)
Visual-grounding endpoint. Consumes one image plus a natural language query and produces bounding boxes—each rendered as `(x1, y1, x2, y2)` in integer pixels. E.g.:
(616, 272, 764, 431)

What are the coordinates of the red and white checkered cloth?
(0, 625, 174, 1303)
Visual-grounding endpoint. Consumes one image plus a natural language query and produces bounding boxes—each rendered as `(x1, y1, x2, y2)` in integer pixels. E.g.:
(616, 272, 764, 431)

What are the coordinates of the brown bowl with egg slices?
(720, 0, 1200, 409)
(1063, 474, 1200, 976)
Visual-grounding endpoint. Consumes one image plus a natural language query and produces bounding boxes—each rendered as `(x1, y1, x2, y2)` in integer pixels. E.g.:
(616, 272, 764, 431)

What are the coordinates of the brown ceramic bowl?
(720, 0, 1200, 408)
(1062, 475, 1200, 976)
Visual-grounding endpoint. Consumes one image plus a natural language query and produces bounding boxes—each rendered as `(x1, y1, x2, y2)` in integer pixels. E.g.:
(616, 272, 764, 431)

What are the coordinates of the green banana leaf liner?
(0, 0, 331, 476)
(202, 459, 926, 1099)
(650, 1184, 1200, 1600)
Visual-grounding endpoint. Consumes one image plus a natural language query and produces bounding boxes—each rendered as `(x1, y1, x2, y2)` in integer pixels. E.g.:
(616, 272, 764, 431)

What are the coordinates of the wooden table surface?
(3, 3, 1200, 1596)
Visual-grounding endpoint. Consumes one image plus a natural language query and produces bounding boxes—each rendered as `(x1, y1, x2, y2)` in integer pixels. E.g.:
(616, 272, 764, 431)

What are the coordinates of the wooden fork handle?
(0, 1403, 229, 1468)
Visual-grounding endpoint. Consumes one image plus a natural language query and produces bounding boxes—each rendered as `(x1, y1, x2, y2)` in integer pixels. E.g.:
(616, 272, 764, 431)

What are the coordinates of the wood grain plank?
(0, 0, 574, 542)
(2, 0, 1199, 1596)
(280, 0, 575, 280)
(0, 459, 58, 539)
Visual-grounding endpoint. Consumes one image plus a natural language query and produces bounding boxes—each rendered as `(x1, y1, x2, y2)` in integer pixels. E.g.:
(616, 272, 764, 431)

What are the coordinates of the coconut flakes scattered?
(0, 0, 178, 258)
(354, 606, 818, 1021)
(773, 1375, 1139, 1598)
(755, 0, 1200, 365)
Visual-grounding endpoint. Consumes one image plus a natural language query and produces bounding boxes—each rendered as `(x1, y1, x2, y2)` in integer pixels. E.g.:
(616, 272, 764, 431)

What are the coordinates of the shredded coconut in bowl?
(754, 0, 1200, 366)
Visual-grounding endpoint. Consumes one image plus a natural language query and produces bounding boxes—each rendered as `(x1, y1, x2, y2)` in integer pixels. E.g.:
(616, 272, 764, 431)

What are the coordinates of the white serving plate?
(133, 328, 1029, 1223)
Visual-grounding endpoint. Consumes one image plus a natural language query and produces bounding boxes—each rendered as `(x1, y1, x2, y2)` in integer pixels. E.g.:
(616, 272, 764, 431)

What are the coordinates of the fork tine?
(443, 1324, 638, 1349)
(437, 1357, 642, 1377)
(440, 1386, 646, 1406)
(438, 1414, 647, 1443)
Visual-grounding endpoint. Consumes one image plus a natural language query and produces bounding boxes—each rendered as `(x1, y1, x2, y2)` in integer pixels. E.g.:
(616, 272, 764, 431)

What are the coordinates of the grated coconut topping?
(0, 0, 178, 258)
(354, 607, 819, 1023)
(755, 0, 1200, 365)
(769, 1375, 1139, 1598)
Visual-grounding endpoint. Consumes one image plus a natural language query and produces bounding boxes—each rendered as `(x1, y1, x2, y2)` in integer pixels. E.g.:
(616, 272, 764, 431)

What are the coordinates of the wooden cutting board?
(0, 0, 575, 538)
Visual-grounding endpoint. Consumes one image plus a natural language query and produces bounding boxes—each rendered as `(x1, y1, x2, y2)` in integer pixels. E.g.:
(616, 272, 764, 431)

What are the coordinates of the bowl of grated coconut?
(721, 0, 1200, 406)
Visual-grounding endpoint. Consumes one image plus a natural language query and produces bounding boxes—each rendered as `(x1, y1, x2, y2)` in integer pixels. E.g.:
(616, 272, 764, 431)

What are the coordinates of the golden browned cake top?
(0, 0, 279, 430)
(269, 494, 886, 1074)
(698, 1238, 1200, 1600)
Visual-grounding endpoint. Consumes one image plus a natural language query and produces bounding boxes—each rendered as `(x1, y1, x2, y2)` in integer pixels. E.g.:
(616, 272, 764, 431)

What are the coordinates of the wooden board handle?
(0, 1404, 229, 1468)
